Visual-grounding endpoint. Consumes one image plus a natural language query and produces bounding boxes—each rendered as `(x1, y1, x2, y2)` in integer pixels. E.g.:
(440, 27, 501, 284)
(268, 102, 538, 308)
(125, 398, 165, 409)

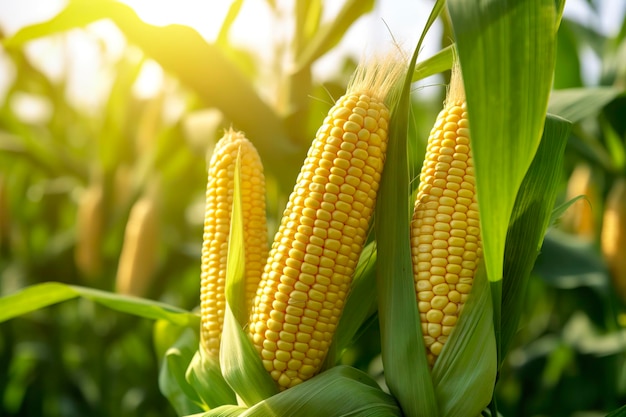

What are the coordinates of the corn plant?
(1, 0, 626, 416)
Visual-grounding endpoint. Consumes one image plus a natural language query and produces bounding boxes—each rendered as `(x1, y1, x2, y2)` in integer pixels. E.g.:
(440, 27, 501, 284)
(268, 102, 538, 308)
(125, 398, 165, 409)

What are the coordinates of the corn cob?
(410, 64, 482, 366)
(75, 183, 105, 278)
(200, 129, 268, 357)
(115, 193, 160, 297)
(601, 178, 626, 302)
(562, 163, 597, 240)
(249, 57, 404, 390)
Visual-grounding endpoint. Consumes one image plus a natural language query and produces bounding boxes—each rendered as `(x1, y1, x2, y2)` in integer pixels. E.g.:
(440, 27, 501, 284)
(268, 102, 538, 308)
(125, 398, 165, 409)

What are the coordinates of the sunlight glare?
(119, 0, 240, 43)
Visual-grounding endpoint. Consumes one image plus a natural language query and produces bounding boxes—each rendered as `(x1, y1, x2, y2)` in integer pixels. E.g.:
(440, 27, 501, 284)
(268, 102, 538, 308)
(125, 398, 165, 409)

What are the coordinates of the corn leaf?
(220, 306, 279, 406)
(294, 0, 375, 72)
(602, 117, 626, 172)
(219, 150, 278, 406)
(533, 229, 608, 292)
(549, 195, 587, 228)
(555, 0, 566, 28)
(297, 0, 323, 45)
(0, 282, 197, 327)
(195, 405, 247, 416)
(375, 2, 446, 416)
(215, 0, 245, 46)
(548, 87, 623, 123)
(554, 22, 583, 89)
(412, 44, 455, 83)
(500, 114, 571, 362)
(431, 266, 497, 417)
(159, 327, 206, 416)
(241, 366, 400, 416)
(98, 54, 145, 172)
(3, 0, 300, 185)
(447, 0, 557, 293)
(187, 348, 238, 410)
(606, 404, 626, 417)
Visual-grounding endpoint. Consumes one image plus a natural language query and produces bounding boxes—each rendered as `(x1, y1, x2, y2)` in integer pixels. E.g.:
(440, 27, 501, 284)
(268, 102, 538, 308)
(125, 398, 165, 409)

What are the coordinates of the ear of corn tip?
(248, 55, 406, 390)
(200, 128, 268, 357)
(410, 62, 482, 366)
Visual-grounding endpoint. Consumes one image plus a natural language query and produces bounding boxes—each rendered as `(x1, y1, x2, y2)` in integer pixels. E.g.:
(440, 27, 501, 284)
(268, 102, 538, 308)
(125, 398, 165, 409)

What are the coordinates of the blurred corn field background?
(0, 0, 626, 416)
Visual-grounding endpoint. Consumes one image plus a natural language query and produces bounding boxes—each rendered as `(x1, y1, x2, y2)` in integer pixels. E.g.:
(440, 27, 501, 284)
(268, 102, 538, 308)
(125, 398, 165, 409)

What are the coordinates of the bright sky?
(0, 0, 624, 114)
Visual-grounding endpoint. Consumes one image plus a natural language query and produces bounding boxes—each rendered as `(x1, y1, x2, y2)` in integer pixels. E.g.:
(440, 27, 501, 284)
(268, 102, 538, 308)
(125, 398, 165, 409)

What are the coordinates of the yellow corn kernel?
(249, 56, 405, 390)
(601, 178, 626, 302)
(200, 129, 268, 357)
(115, 194, 160, 297)
(411, 63, 482, 366)
(75, 183, 105, 279)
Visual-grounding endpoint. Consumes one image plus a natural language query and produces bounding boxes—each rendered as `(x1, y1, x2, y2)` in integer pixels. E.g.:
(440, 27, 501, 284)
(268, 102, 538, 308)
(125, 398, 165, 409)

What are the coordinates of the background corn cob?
(200, 129, 268, 357)
(410, 63, 482, 366)
(601, 177, 626, 302)
(561, 163, 598, 240)
(248, 56, 405, 390)
(74, 183, 105, 279)
(115, 191, 160, 297)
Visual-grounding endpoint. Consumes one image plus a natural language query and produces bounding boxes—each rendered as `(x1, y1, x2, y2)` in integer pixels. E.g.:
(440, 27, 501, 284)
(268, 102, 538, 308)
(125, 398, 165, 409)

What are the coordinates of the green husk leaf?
(220, 306, 277, 406)
(500, 114, 571, 362)
(241, 366, 400, 416)
(219, 150, 278, 405)
(294, 0, 375, 72)
(159, 328, 206, 416)
(224, 149, 248, 326)
(375, 2, 445, 416)
(186, 348, 237, 409)
(412, 44, 455, 82)
(431, 265, 497, 417)
(447, 0, 557, 295)
(548, 87, 622, 123)
(0, 282, 197, 327)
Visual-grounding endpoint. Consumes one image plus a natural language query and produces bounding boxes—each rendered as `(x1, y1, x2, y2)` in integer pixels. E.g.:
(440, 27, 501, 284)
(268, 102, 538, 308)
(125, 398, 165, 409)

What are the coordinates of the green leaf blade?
(294, 0, 375, 72)
(447, 0, 558, 292)
(0, 282, 77, 322)
(0, 282, 197, 327)
(158, 327, 206, 416)
(186, 349, 238, 409)
(500, 114, 571, 361)
(548, 87, 623, 123)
